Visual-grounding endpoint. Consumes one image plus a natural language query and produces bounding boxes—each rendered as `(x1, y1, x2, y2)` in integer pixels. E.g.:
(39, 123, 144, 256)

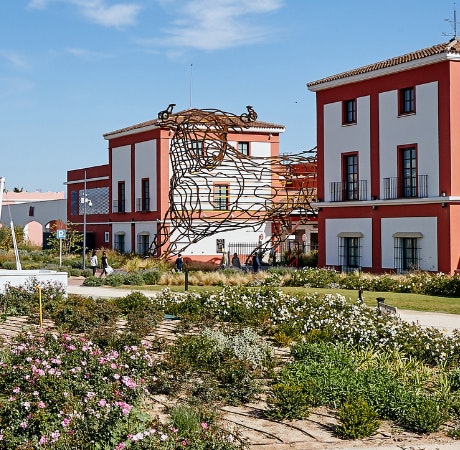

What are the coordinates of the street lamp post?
(81, 171, 92, 270)
(82, 171, 87, 270)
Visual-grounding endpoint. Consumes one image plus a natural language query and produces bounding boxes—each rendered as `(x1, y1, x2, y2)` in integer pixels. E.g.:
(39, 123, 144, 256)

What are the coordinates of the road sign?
(56, 229, 66, 239)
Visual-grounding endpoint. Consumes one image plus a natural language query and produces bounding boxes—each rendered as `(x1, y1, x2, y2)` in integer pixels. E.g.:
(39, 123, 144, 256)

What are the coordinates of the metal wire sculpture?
(149, 104, 317, 259)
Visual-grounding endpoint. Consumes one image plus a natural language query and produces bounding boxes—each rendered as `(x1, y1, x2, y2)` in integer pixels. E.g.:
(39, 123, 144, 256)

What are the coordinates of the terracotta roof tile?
(307, 39, 460, 88)
(104, 108, 284, 138)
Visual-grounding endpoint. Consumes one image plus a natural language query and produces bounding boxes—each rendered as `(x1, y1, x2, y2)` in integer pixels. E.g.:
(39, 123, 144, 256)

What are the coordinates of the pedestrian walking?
(90, 250, 98, 276)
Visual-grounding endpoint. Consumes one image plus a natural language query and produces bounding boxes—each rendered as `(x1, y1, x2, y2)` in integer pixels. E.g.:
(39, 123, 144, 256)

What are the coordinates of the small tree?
(47, 221, 83, 255)
(0, 224, 25, 251)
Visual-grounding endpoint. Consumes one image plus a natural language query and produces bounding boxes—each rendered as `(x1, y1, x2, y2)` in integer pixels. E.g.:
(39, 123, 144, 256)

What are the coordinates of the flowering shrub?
(0, 329, 154, 448)
(0, 329, 246, 449)
(157, 287, 460, 366)
(0, 279, 66, 318)
(264, 267, 460, 297)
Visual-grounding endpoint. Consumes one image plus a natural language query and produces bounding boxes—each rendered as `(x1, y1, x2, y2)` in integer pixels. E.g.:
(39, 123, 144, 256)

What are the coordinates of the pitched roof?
(307, 38, 460, 90)
(103, 107, 285, 139)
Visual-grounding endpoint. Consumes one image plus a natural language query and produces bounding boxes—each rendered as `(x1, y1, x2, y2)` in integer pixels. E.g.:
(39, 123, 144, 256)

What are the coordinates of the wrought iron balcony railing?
(136, 197, 151, 212)
(383, 175, 428, 199)
(329, 180, 368, 202)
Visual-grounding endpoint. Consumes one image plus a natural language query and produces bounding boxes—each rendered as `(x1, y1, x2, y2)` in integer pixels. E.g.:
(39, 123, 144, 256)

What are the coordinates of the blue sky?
(1, 0, 456, 192)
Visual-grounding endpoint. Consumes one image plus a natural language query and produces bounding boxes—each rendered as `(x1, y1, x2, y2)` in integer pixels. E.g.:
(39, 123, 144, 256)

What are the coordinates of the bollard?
(185, 269, 189, 292)
(358, 288, 363, 300)
(35, 286, 43, 328)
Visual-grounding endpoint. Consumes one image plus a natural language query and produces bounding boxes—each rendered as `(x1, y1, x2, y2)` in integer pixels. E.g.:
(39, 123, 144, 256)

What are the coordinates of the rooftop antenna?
(443, 2, 459, 38)
(189, 63, 193, 108)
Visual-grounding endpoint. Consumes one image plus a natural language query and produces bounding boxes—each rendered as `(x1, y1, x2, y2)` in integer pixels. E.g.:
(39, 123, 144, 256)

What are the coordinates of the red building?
(307, 38, 460, 274)
(66, 108, 291, 261)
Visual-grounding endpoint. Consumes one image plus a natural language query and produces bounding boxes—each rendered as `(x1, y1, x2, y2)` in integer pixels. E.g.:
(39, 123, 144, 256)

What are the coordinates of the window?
(343, 154, 358, 200)
(191, 140, 204, 157)
(114, 233, 125, 253)
(338, 235, 361, 272)
(214, 184, 229, 210)
(343, 99, 357, 124)
(118, 182, 125, 213)
(400, 146, 417, 198)
(104, 232, 110, 243)
(141, 178, 150, 212)
(399, 87, 415, 115)
(394, 236, 420, 272)
(137, 234, 149, 255)
(71, 190, 79, 215)
(238, 142, 249, 156)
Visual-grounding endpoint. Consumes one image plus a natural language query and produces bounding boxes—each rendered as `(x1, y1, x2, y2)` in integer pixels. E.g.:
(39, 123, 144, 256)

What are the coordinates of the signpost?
(56, 229, 66, 267)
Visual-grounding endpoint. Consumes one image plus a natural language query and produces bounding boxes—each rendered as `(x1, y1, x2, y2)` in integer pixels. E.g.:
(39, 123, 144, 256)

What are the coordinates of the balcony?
(112, 199, 126, 213)
(329, 180, 368, 202)
(136, 197, 151, 212)
(383, 175, 428, 200)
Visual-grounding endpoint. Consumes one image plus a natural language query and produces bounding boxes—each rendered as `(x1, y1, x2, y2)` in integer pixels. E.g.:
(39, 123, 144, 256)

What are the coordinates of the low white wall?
(0, 270, 68, 295)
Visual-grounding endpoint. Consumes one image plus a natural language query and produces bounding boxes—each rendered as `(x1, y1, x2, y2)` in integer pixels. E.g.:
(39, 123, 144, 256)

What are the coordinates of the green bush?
(112, 291, 163, 337)
(142, 269, 161, 285)
(123, 272, 145, 285)
(104, 273, 124, 286)
(82, 275, 104, 286)
(335, 397, 380, 439)
(216, 358, 260, 405)
(397, 393, 448, 434)
(50, 295, 119, 333)
(266, 383, 311, 419)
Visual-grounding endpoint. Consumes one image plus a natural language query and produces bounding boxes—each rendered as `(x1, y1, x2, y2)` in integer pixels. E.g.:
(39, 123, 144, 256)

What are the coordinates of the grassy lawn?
(114, 283, 460, 315)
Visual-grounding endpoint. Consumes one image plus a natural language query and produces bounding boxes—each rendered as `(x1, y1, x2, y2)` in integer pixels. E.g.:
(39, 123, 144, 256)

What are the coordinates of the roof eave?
(307, 52, 460, 92)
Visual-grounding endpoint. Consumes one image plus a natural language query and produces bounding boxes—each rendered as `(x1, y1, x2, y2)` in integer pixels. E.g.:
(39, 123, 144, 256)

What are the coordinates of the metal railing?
(112, 199, 126, 213)
(136, 197, 151, 212)
(329, 180, 368, 202)
(383, 175, 428, 199)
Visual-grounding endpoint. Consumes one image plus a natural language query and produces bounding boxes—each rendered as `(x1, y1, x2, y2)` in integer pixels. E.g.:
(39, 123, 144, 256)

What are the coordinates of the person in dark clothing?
(252, 253, 260, 273)
(175, 253, 183, 272)
(100, 251, 109, 277)
(231, 252, 242, 269)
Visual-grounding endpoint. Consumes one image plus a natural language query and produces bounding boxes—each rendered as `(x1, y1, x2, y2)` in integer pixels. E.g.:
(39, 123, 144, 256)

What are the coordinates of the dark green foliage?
(215, 358, 259, 405)
(278, 342, 448, 434)
(50, 295, 119, 333)
(82, 275, 105, 286)
(397, 393, 448, 434)
(266, 383, 311, 419)
(142, 269, 161, 285)
(112, 291, 163, 337)
(104, 273, 125, 286)
(335, 397, 380, 439)
(123, 272, 145, 285)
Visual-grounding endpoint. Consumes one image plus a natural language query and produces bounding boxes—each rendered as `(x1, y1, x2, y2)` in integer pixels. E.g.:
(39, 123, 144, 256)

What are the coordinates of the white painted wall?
(323, 96, 371, 201)
(381, 217, 438, 271)
(0, 270, 68, 295)
(171, 221, 270, 257)
(0, 199, 66, 228)
(112, 145, 132, 212)
(325, 218, 372, 267)
(379, 82, 439, 197)
(135, 140, 157, 212)
(112, 222, 132, 253)
(133, 221, 157, 253)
